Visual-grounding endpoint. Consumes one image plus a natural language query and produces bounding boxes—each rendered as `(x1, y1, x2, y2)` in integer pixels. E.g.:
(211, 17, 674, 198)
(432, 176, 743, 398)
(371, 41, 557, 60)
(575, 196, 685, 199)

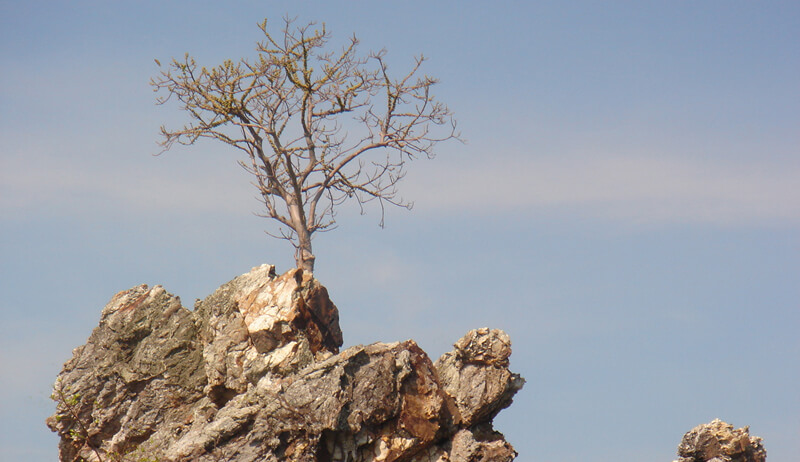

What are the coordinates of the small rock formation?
(673, 419, 767, 462)
(47, 264, 524, 461)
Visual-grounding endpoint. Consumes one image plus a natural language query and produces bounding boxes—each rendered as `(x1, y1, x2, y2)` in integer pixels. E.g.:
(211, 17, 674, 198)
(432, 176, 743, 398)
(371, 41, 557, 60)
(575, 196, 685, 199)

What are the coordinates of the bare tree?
(151, 18, 459, 272)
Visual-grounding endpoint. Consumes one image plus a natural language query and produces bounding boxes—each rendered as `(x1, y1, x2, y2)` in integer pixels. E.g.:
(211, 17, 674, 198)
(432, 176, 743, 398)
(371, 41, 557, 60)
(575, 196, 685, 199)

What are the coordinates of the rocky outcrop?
(47, 264, 524, 461)
(672, 419, 766, 462)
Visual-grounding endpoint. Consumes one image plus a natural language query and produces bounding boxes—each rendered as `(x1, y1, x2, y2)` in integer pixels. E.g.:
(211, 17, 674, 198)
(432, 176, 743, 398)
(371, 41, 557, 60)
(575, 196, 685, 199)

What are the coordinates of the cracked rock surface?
(47, 264, 523, 461)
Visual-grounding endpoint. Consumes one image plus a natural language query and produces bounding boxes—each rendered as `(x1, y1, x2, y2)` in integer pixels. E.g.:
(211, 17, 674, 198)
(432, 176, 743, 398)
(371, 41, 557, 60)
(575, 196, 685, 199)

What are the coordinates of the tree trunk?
(296, 233, 315, 273)
(286, 199, 315, 273)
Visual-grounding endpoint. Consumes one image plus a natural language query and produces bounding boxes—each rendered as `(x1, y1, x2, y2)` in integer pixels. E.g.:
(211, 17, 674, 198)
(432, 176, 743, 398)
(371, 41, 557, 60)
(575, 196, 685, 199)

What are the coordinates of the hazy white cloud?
(4, 137, 797, 228)
(406, 152, 800, 227)
(1, 148, 257, 219)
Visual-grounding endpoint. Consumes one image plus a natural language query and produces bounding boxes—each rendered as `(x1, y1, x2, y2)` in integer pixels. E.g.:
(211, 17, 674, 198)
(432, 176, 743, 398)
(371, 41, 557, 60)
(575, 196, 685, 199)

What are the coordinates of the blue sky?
(1, 1, 798, 460)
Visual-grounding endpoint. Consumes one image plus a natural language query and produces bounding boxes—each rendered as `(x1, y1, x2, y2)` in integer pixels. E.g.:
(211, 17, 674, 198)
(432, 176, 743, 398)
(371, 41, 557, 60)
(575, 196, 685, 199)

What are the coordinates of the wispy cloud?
(406, 152, 800, 227)
(1, 147, 257, 219)
(4, 135, 797, 228)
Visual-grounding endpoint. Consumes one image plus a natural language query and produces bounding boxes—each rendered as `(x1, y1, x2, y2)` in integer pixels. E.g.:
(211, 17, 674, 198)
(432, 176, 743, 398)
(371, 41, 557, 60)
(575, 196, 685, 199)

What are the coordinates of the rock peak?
(47, 264, 524, 461)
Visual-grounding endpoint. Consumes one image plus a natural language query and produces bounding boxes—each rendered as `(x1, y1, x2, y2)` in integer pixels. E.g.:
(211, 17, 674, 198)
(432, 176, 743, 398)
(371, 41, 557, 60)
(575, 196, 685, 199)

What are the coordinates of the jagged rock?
(194, 264, 342, 406)
(412, 424, 517, 462)
(673, 419, 766, 462)
(47, 265, 523, 461)
(435, 328, 524, 427)
(45, 284, 206, 461)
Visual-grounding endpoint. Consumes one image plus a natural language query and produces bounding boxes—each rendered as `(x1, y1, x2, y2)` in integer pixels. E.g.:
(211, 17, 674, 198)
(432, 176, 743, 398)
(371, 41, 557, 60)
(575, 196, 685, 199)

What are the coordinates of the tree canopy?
(152, 18, 459, 272)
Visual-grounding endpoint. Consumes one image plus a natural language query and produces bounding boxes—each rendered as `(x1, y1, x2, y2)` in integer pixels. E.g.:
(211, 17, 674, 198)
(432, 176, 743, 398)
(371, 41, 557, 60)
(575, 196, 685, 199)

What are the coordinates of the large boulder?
(47, 265, 523, 461)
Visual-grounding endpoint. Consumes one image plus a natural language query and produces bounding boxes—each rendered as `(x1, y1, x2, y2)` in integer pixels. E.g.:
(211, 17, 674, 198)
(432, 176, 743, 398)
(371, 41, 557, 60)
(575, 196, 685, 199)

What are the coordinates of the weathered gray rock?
(47, 264, 523, 461)
(673, 419, 766, 462)
(412, 424, 517, 462)
(435, 328, 524, 427)
(46, 284, 206, 461)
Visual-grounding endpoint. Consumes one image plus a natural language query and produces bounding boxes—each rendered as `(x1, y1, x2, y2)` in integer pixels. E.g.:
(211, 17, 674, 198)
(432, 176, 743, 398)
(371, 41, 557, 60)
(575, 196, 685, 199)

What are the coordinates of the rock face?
(673, 419, 767, 462)
(47, 264, 524, 461)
